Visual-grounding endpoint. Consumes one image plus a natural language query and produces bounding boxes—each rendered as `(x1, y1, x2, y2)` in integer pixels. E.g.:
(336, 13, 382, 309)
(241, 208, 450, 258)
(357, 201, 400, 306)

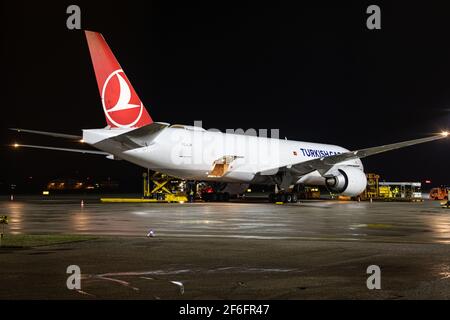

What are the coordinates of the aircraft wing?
(11, 144, 110, 155)
(260, 133, 448, 178)
(9, 128, 82, 140)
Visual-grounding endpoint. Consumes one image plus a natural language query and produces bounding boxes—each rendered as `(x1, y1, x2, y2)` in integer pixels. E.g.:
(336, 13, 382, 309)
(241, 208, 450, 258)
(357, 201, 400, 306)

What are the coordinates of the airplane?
(10, 31, 449, 203)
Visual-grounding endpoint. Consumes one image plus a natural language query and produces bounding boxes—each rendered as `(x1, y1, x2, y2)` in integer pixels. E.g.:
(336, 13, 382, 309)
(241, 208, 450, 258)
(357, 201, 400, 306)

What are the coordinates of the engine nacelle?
(325, 166, 367, 196)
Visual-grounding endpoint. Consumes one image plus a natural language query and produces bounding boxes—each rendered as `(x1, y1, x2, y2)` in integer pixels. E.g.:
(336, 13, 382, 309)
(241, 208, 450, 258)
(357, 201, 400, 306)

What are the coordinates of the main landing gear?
(268, 192, 298, 203)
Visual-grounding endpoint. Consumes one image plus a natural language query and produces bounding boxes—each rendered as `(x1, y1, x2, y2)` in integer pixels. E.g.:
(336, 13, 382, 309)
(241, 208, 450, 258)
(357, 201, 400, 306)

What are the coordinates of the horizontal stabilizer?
(10, 128, 82, 140)
(109, 122, 170, 148)
(11, 144, 109, 155)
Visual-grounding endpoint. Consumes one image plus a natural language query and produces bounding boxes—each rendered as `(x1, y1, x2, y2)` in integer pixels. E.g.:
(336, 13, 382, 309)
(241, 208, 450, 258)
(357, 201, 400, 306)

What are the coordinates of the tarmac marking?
(95, 275, 140, 291)
(76, 290, 96, 297)
(170, 281, 185, 295)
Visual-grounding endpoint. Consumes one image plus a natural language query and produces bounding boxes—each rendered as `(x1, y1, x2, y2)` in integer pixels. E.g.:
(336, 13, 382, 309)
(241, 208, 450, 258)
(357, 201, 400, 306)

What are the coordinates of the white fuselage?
(83, 124, 364, 187)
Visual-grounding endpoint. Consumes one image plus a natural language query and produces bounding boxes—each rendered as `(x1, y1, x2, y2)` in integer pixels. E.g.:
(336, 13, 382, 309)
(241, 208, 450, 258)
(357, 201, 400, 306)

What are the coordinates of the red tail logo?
(102, 69, 144, 127)
(85, 31, 153, 128)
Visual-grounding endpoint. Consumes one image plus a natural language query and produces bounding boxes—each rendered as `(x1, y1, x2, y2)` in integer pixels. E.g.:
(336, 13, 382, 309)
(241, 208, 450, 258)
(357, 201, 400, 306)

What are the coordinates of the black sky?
(1, 1, 450, 192)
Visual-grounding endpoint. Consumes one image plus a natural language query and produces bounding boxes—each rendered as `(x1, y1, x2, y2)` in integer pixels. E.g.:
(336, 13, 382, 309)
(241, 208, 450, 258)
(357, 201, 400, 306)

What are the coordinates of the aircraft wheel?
(291, 193, 298, 203)
(285, 194, 292, 203)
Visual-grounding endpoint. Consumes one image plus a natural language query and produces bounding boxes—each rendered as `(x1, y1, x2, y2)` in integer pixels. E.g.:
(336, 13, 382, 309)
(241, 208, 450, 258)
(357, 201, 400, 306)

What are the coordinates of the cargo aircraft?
(11, 31, 449, 202)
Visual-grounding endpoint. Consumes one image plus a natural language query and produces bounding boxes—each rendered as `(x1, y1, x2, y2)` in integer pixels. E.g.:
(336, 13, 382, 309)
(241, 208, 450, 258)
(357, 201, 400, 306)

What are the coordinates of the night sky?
(1, 1, 450, 193)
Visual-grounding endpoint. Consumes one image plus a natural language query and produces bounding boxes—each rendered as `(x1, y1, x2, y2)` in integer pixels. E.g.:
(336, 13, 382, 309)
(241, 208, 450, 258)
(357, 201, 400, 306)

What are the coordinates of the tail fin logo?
(101, 69, 144, 128)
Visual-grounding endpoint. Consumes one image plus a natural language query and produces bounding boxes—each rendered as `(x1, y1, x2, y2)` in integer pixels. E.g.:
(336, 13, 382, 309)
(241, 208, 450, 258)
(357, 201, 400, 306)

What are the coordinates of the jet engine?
(324, 166, 367, 196)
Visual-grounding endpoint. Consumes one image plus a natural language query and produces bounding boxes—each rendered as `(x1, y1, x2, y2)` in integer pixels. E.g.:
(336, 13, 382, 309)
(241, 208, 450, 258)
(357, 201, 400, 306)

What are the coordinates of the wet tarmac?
(2, 196, 450, 299)
(2, 195, 450, 244)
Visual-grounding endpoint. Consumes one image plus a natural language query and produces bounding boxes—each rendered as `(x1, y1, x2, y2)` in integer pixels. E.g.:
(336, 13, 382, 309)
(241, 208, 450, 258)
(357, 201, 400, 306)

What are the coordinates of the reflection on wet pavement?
(1, 196, 450, 244)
